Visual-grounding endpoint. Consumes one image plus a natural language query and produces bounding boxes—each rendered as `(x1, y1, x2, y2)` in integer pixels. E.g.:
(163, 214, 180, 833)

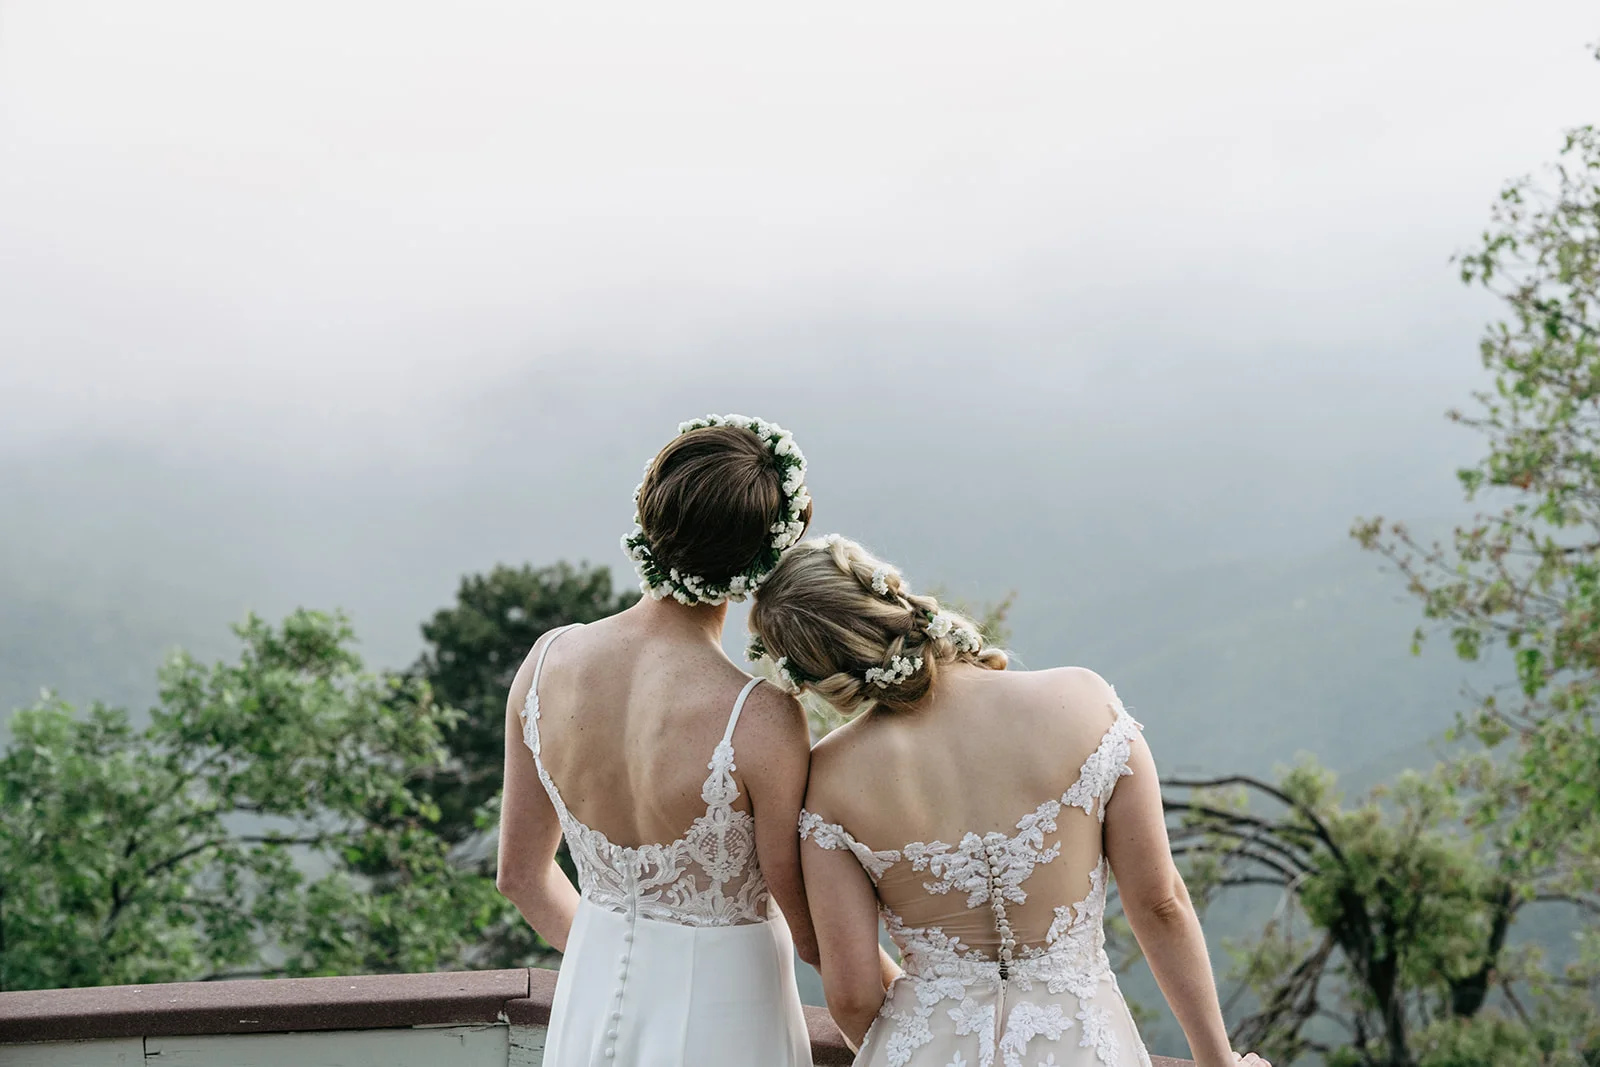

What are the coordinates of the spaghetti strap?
(722, 676, 765, 746)
(532, 623, 579, 695)
(699, 676, 764, 820)
(520, 623, 580, 759)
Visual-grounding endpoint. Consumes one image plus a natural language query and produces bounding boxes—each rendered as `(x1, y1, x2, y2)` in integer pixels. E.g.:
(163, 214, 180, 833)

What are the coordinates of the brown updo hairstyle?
(749, 536, 1008, 715)
(635, 425, 814, 588)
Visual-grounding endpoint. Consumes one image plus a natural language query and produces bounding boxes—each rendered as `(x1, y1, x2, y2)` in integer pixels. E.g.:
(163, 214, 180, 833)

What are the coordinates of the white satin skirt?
(543, 896, 812, 1067)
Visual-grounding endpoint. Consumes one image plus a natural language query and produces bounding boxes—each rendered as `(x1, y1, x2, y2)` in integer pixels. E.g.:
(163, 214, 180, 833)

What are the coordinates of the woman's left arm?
(495, 636, 580, 951)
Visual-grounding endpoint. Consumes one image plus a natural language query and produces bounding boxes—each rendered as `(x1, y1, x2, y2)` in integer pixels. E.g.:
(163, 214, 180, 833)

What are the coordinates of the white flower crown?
(622, 414, 810, 606)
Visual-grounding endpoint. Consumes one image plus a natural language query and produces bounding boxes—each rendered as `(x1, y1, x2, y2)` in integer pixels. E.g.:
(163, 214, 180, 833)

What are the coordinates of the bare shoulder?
(733, 678, 810, 749)
(802, 713, 883, 811)
(1017, 665, 1128, 731)
(504, 625, 581, 714)
(719, 678, 811, 789)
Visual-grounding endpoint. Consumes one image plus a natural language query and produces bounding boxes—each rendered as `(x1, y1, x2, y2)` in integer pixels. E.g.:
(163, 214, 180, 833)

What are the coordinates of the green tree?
(0, 611, 503, 991)
(1163, 759, 1598, 1066)
(1349, 95, 1600, 1062)
(407, 563, 638, 845)
(1162, 73, 1600, 1066)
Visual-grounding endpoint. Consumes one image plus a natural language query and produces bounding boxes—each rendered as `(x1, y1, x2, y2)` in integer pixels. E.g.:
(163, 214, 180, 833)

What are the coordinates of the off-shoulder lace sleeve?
(1062, 690, 1144, 822)
(799, 809, 901, 881)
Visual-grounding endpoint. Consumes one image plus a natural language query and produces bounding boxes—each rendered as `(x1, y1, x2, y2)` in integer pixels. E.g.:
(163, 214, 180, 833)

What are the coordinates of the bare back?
(802, 664, 1131, 952)
(504, 605, 816, 942)
(523, 615, 761, 847)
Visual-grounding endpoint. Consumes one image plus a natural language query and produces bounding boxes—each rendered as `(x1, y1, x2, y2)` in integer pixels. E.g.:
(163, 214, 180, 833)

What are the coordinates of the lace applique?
(823, 697, 1145, 1067)
(1062, 699, 1142, 822)
(1039, 863, 1113, 1000)
(1075, 1005, 1119, 1066)
(684, 741, 754, 883)
(799, 810, 902, 880)
(997, 1002, 1070, 1067)
(948, 997, 997, 1067)
(520, 655, 771, 927)
(903, 797, 1064, 908)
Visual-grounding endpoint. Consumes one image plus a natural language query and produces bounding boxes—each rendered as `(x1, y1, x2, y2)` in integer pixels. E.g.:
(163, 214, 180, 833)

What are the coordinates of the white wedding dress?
(800, 693, 1154, 1067)
(520, 624, 811, 1066)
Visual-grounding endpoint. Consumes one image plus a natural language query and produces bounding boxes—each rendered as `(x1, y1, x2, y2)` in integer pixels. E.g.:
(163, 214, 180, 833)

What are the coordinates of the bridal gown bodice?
(801, 691, 1154, 1067)
(521, 643, 771, 928)
(519, 624, 809, 1067)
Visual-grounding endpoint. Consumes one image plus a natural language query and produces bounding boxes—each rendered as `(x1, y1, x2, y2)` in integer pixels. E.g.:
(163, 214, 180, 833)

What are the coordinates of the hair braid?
(750, 535, 1008, 716)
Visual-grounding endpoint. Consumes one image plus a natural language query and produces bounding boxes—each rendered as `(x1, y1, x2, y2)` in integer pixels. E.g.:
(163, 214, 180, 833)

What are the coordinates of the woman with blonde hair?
(749, 535, 1269, 1067)
(496, 415, 819, 1066)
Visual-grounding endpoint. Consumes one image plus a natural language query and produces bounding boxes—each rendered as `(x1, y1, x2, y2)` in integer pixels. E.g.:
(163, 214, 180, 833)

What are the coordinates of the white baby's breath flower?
(871, 568, 891, 596)
(773, 656, 805, 693)
(866, 654, 922, 688)
(926, 613, 955, 639)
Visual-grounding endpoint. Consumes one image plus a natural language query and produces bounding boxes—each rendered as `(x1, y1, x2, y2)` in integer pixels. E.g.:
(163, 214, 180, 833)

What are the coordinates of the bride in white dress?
(747, 536, 1270, 1067)
(496, 416, 818, 1066)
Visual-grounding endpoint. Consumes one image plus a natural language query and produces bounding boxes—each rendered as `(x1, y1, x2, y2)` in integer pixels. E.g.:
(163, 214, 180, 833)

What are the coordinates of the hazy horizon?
(3, 2, 1590, 782)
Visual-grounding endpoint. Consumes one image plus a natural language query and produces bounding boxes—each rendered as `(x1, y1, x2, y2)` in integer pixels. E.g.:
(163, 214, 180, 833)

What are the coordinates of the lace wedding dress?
(801, 693, 1154, 1067)
(520, 625, 810, 1066)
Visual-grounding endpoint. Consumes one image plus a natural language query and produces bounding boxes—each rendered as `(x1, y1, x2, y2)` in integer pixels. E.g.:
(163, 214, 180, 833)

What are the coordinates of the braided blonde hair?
(748, 536, 1007, 715)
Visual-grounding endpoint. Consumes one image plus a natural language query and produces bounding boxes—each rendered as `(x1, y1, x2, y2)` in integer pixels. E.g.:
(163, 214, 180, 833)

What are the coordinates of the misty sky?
(1, 3, 1595, 759)
(3, 1, 1594, 451)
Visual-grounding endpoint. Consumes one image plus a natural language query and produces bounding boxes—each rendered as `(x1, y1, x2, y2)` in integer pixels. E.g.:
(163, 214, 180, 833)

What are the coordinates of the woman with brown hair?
(749, 535, 1270, 1067)
(496, 415, 819, 1066)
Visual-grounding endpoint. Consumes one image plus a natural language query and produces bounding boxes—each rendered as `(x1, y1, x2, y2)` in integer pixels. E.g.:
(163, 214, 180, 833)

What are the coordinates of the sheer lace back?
(520, 625, 772, 927)
(800, 690, 1146, 1067)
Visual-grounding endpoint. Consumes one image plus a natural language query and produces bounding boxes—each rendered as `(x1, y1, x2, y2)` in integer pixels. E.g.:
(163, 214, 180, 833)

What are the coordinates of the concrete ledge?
(0, 968, 1195, 1065)
(0, 968, 530, 1043)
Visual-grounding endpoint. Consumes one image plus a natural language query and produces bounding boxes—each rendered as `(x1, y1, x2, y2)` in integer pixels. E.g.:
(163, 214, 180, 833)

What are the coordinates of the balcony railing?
(0, 969, 1195, 1066)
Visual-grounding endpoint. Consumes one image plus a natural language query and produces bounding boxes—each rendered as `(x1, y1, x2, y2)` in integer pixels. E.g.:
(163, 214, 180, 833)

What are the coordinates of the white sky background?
(0, 1, 1598, 703)
(1, 0, 1595, 459)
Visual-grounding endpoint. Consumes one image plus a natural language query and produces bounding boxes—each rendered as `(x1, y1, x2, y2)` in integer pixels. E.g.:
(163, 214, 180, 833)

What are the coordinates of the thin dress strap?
(723, 676, 765, 746)
(520, 623, 581, 759)
(700, 677, 764, 810)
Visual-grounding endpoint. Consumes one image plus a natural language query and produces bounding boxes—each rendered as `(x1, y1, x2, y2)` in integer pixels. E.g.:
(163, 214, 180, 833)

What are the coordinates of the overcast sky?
(0, 3, 1595, 735)
(3, 1, 1595, 456)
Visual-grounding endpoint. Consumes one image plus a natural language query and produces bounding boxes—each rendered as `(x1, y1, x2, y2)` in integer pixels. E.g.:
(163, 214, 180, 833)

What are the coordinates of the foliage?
(1165, 87, 1600, 1065)
(405, 562, 638, 844)
(0, 611, 503, 991)
(399, 561, 637, 968)
(1165, 760, 1599, 1066)
(1351, 121, 1600, 869)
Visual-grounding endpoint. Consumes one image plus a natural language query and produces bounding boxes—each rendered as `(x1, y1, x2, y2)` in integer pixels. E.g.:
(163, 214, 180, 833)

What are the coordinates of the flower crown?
(622, 414, 810, 606)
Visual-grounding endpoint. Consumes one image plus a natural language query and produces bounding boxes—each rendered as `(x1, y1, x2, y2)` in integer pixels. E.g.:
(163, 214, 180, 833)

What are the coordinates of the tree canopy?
(0, 611, 502, 990)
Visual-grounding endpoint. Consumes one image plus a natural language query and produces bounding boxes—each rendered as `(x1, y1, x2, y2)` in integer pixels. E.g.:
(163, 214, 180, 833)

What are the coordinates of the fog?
(2, 1, 1594, 775)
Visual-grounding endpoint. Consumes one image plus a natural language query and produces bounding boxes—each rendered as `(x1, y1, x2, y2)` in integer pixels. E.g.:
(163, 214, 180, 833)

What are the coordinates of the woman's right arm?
(495, 635, 581, 951)
(1103, 723, 1262, 1067)
(802, 831, 898, 1051)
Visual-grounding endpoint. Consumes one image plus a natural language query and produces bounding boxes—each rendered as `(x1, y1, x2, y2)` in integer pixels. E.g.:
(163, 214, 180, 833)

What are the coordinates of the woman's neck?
(632, 592, 729, 643)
